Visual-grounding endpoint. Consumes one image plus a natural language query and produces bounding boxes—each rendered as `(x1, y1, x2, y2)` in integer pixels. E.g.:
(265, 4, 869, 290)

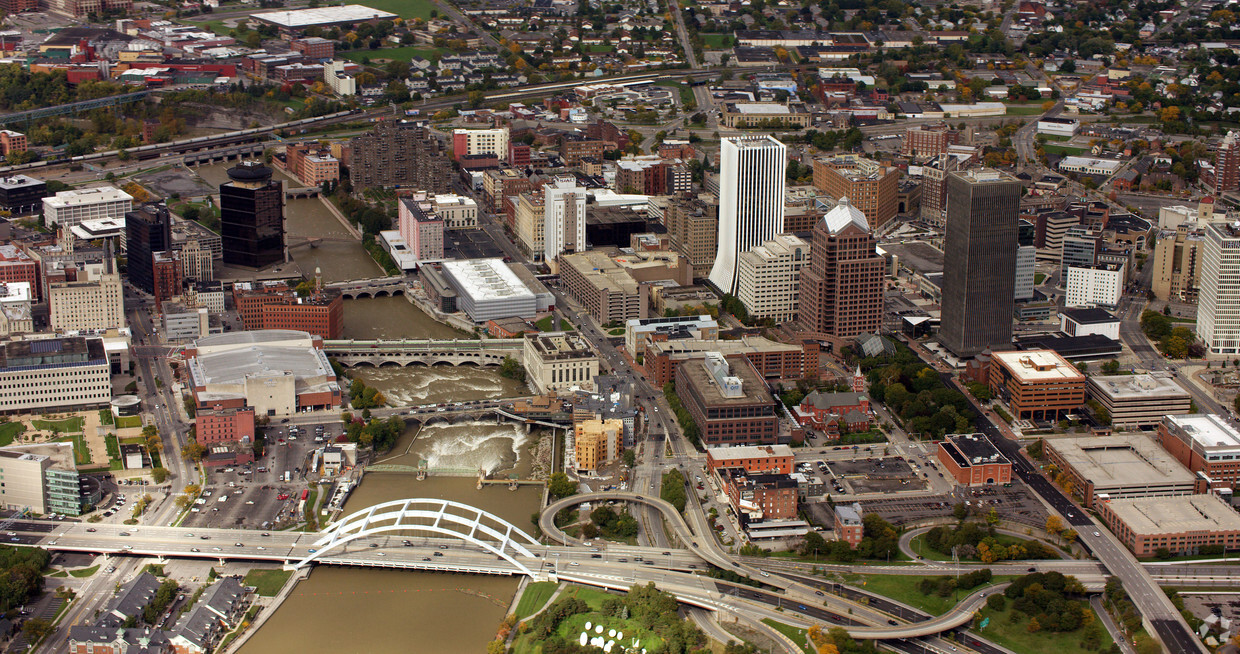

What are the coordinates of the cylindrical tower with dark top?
(220, 160, 286, 269)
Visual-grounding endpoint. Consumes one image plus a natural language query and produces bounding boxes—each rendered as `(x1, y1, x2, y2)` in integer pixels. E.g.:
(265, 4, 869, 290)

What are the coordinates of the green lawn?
(34, 417, 84, 433)
(588, 44, 615, 53)
(0, 422, 25, 447)
(343, 0, 436, 19)
(760, 619, 813, 654)
(55, 434, 91, 465)
(974, 605, 1113, 654)
(188, 19, 231, 36)
(512, 586, 664, 654)
(1042, 144, 1089, 156)
(843, 574, 1014, 615)
(99, 410, 114, 426)
(906, 532, 1038, 562)
(1034, 273, 1047, 285)
(244, 569, 294, 597)
(341, 46, 445, 63)
(514, 581, 559, 620)
(1039, 134, 1073, 141)
(117, 416, 143, 429)
(70, 565, 100, 578)
(1005, 103, 1048, 115)
(699, 33, 731, 49)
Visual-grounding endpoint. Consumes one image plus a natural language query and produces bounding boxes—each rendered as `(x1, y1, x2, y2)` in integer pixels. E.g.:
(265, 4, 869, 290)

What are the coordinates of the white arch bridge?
(294, 498, 541, 574)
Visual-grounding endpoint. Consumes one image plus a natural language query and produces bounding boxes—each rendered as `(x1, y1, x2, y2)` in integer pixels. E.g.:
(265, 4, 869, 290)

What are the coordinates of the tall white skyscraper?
(1199, 221, 1240, 354)
(708, 136, 786, 295)
(543, 176, 587, 268)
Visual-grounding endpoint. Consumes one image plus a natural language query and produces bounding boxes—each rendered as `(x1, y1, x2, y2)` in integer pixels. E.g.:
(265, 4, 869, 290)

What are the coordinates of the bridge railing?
(324, 339, 523, 351)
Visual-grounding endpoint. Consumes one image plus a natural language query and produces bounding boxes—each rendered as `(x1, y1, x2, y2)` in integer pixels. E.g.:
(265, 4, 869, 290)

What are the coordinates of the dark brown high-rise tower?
(798, 197, 884, 338)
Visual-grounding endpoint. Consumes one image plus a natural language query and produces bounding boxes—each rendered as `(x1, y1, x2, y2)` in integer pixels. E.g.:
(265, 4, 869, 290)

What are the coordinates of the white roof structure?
(733, 103, 792, 114)
(251, 4, 396, 28)
(992, 349, 1084, 382)
(42, 186, 132, 210)
(822, 196, 869, 234)
(441, 259, 535, 303)
(188, 330, 332, 386)
(1165, 414, 1240, 453)
(708, 444, 794, 459)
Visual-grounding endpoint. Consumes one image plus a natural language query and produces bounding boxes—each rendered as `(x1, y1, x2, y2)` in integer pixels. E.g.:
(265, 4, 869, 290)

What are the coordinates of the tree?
(548, 472, 576, 499)
(1062, 529, 1078, 543)
(182, 441, 207, 462)
(1045, 515, 1064, 537)
(151, 467, 169, 484)
(1026, 616, 1041, 633)
(622, 449, 636, 467)
(817, 644, 839, 654)
(22, 618, 52, 642)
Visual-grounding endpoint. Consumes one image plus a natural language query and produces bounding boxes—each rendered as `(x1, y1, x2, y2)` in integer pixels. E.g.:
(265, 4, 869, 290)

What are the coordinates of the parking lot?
(856, 483, 1050, 528)
(444, 228, 505, 260)
(826, 457, 930, 494)
(179, 421, 345, 530)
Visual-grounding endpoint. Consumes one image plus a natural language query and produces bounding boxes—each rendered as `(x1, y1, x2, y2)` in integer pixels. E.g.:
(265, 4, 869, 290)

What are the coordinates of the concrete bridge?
(326, 276, 407, 299)
(323, 339, 523, 367)
(286, 186, 320, 199)
(181, 143, 266, 166)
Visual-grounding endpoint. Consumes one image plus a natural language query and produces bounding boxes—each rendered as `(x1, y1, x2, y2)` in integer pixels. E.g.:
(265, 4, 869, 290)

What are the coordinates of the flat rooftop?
(708, 444, 793, 460)
(1060, 307, 1118, 325)
(1105, 494, 1240, 535)
(1165, 414, 1240, 451)
(188, 330, 332, 386)
(1088, 374, 1190, 400)
(251, 4, 396, 27)
(680, 356, 772, 407)
(1048, 434, 1195, 489)
(992, 349, 1084, 382)
(441, 258, 536, 303)
(942, 433, 1009, 467)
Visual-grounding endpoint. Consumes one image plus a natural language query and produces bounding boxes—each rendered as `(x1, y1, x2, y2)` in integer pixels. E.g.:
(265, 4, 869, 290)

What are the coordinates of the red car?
(277, 494, 289, 500)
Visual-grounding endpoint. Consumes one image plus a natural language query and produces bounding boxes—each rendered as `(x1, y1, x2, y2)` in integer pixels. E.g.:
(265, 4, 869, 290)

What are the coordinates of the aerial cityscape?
(0, 0, 1235, 652)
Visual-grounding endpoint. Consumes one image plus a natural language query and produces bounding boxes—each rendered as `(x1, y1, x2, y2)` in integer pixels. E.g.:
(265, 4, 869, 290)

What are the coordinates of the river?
(191, 162, 381, 282)
(240, 368, 541, 653)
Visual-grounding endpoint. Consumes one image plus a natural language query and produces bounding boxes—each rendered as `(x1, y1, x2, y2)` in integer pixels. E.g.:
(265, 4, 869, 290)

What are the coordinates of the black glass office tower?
(125, 204, 171, 294)
(220, 161, 285, 269)
(940, 169, 1020, 358)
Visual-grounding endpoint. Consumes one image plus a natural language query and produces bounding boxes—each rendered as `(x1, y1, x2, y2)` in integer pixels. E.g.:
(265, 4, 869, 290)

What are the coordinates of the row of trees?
(661, 468, 687, 514)
(662, 383, 702, 448)
(799, 513, 900, 562)
(0, 546, 50, 612)
(348, 378, 386, 410)
(917, 568, 993, 598)
(922, 521, 1058, 562)
(866, 359, 976, 438)
(343, 415, 404, 451)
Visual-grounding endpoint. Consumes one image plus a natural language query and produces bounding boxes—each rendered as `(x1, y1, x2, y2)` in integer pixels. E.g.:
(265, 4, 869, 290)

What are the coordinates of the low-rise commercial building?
(676, 352, 778, 446)
(1097, 494, 1240, 557)
(0, 442, 82, 515)
(1036, 117, 1080, 137)
(705, 444, 793, 475)
(1159, 414, 1240, 485)
(720, 102, 812, 128)
(1057, 156, 1125, 176)
(936, 433, 1013, 486)
(1045, 434, 1200, 507)
(523, 331, 598, 393)
(0, 336, 110, 413)
(0, 175, 46, 215)
(1087, 374, 1193, 429)
(558, 248, 693, 324)
(1059, 307, 1120, 340)
(161, 303, 210, 343)
(440, 258, 539, 323)
(232, 281, 343, 339)
(186, 330, 342, 416)
(573, 417, 623, 472)
(643, 335, 809, 385)
(834, 502, 864, 548)
(624, 315, 719, 358)
(720, 468, 798, 521)
(43, 186, 133, 231)
(989, 349, 1086, 421)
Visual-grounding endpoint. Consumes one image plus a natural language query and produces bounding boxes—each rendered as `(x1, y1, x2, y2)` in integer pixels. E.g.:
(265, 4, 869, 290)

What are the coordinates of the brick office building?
(706, 444, 794, 475)
(232, 280, 344, 339)
(936, 433, 1013, 486)
(720, 468, 799, 520)
(988, 350, 1086, 421)
(1158, 414, 1240, 485)
(675, 352, 778, 446)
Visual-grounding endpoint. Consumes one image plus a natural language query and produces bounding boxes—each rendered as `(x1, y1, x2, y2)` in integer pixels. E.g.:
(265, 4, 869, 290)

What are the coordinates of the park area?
(0, 410, 151, 474)
(512, 585, 683, 654)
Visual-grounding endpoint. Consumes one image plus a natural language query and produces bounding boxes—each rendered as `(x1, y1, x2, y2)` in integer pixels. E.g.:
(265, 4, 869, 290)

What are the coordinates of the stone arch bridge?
(323, 339, 523, 367)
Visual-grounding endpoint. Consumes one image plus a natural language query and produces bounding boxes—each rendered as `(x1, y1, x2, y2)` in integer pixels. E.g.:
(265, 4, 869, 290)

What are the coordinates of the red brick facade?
(706, 446, 793, 475)
(936, 435, 1013, 486)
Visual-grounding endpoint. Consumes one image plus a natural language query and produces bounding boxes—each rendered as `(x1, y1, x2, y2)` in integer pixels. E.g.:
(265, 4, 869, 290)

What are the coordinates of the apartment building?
(735, 234, 808, 322)
(812, 155, 899, 229)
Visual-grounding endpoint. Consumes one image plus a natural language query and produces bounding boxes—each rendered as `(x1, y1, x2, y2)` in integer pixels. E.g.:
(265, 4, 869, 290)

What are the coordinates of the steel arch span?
(294, 498, 541, 574)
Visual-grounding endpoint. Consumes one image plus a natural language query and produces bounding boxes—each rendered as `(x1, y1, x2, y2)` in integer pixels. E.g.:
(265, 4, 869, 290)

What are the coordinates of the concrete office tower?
(940, 169, 1020, 357)
(1199, 221, 1240, 354)
(220, 161, 286, 269)
(709, 136, 786, 295)
(543, 176, 587, 269)
(797, 198, 884, 338)
(1217, 131, 1240, 195)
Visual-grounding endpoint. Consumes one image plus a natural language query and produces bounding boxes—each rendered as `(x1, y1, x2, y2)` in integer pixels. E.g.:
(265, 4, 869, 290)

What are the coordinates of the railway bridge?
(323, 338, 523, 367)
